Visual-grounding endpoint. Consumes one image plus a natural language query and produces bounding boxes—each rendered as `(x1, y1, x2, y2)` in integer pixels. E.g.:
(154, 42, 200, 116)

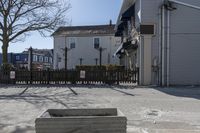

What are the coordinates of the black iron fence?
(0, 69, 139, 85)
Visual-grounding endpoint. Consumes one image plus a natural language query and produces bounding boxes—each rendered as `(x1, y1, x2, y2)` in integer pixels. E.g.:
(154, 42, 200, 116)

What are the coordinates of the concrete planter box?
(35, 108, 127, 133)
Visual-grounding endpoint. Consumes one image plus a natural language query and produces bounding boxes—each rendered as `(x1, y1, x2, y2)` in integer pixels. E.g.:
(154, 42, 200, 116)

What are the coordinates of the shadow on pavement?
(109, 86, 135, 96)
(0, 123, 34, 133)
(0, 93, 71, 108)
(11, 126, 34, 133)
(153, 86, 200, 100)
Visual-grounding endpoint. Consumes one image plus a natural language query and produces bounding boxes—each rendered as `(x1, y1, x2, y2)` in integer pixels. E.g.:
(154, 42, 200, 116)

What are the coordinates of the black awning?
(121, 4, 135, 21)
(118, 21, 126, 30)
(123, 41, 138, 50)
(114, 43, 123, 57)
(116, 21, 127, 33)
(115, 31, 123, 37)
(114, 41, 138, 58)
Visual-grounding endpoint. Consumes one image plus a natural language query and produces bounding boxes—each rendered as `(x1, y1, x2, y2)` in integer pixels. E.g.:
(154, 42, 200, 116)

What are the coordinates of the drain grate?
(147, 110, 159, 116)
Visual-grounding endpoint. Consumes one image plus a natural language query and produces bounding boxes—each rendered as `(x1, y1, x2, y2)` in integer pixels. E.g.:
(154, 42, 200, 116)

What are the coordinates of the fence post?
(137, 67, 140, 85)
(47, 68, 50, 84)
(29, 47, 33, 84)
(65, 70, 66, 84)
(117, 71, 120, 85)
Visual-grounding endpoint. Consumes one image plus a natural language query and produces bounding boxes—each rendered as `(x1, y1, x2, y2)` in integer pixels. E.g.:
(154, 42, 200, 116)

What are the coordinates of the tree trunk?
(2, 12, 9, 65)
(2, 41, 9, 65)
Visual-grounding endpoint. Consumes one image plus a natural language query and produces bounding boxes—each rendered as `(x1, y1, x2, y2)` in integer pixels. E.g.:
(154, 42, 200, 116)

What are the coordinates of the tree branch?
(1, 0, 70, 44)
(0, 0, 6, 15)
(0, 22, 3, 29)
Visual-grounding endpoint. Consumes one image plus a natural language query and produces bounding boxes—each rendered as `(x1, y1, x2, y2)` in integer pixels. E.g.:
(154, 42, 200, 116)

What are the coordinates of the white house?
(53, 24, 121, 70)
(115, 0, 200, 86)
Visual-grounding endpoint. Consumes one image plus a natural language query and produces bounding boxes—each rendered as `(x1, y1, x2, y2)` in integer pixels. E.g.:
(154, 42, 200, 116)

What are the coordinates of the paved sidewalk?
(0, 85, 200, 133)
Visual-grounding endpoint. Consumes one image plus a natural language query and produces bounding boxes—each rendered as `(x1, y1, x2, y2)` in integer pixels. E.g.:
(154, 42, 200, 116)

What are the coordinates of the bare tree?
(0, 0, 70, 65)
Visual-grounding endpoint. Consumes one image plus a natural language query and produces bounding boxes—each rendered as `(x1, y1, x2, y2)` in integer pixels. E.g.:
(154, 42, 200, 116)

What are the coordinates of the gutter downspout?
(167, 10, 170, 86)
(161, 5, 165, 86)
(159, 5, 162, 86)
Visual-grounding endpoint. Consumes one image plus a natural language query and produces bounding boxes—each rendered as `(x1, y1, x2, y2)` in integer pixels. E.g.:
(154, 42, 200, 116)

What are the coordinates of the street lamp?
(60, 36, 74, 71)
(28, 47, 33, 71)
(61, 47, 71, 71)
(28, 47, 33, 84)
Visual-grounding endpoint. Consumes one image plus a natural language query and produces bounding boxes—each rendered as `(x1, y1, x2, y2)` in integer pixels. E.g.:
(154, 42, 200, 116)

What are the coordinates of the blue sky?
(6, 0, 123, 53)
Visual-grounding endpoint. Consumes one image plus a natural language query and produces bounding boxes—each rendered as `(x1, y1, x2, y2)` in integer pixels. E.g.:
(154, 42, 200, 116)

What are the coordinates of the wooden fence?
(0, 69, 139, 85)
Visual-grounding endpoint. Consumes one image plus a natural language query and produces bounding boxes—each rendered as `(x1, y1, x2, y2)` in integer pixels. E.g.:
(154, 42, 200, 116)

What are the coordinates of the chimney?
(109, 20, 112, 26)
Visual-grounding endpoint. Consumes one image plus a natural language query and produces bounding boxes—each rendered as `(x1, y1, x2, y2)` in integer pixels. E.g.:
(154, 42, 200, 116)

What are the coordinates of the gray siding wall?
(169, 1, 200, 85)
(139, 0, 200, 85)
(140, 0, 162, 84)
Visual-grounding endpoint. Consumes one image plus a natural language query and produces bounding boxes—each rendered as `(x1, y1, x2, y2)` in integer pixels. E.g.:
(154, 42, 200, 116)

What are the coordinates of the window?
(49, 57, 53, 63)
(140, 24, 155, 35)
(33, 55, 38, 62)
(94, 38, 100, 49)
(44, 57, 48, 63)
(58, 57, 61, 62)
(69, 38, 76, 49)
(16, 55, 20, 60)
(39, 56, 43, 62)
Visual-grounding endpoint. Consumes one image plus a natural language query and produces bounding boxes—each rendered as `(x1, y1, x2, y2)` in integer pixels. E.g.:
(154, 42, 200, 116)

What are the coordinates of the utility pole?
(10, 53, 13, 65)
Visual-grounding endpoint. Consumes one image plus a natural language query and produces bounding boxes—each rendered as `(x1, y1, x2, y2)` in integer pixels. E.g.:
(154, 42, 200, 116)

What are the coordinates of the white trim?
(169, 0, 200, 10)
(139, 0, 142, 23)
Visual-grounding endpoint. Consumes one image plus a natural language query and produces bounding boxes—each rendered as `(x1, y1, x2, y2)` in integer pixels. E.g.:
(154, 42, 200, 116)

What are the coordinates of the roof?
(52, 24, 116, 36)
(23, 49, 53, 57)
